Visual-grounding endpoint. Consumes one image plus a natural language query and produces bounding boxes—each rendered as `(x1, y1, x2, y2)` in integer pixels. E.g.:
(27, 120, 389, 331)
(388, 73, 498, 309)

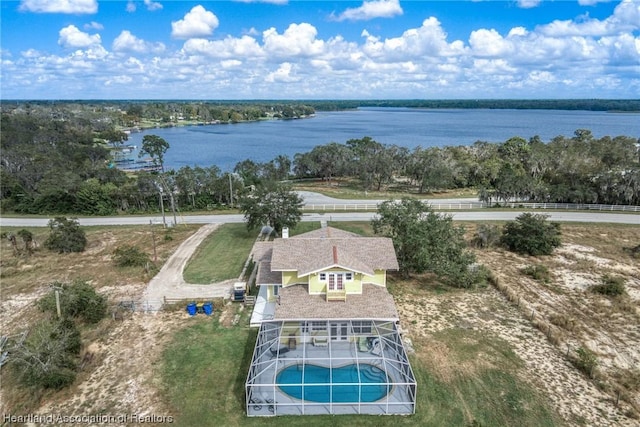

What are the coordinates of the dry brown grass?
(472, 223, 640, 418)
(1, 224, 199, 297)
(0, 224, 201, 416)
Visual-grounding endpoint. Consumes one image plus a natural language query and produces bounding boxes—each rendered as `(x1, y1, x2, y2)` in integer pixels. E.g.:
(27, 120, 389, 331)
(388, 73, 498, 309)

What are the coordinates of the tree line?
(1, 106, 638, 216)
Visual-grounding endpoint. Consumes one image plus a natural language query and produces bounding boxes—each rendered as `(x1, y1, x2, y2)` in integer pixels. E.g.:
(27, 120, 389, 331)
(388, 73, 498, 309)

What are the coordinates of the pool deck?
(247, 340, 415, 416)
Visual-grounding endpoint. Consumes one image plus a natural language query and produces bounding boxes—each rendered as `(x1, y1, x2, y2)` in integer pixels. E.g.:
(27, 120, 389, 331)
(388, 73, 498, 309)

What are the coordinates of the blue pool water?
(277, 363, 390, 403)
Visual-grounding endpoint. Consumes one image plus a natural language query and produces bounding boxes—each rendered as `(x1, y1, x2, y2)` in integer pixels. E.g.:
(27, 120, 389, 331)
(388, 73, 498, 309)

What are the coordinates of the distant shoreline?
(2, 99, 639, 112)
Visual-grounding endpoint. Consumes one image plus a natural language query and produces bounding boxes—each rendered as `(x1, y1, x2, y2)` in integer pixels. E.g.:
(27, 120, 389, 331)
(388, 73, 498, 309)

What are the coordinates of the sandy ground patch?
(36, 311, 189, 421)
(397, 287, 635, 426)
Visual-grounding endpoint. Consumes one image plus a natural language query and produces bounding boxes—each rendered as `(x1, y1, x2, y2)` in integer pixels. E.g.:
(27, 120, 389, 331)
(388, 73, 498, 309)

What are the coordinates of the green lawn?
(183, 224, 257, 284)
(161, 313, 560, 427)
(182, 223, 321, 284)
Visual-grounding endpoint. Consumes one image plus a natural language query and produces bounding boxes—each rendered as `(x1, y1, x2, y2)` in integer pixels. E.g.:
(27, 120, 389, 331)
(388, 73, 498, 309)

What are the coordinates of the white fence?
(301, 202, 640, 212)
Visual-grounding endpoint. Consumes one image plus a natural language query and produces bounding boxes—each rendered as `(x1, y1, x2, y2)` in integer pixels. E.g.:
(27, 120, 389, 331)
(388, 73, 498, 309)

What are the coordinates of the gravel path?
(142, 224, 235, 310)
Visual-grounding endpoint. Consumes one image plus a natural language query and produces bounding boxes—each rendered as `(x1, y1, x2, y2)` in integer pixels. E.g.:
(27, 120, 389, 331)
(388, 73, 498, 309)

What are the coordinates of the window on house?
(311, 321, 327, 332)
(351, 321, 372, 334)
(345, 272, 353, 281)
(319, 273, 326, 281)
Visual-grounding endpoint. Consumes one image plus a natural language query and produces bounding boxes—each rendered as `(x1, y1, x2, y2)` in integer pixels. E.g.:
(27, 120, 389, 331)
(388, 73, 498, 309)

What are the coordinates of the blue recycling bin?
(202, 302, 213, 316)
(186, 302, 197, 316)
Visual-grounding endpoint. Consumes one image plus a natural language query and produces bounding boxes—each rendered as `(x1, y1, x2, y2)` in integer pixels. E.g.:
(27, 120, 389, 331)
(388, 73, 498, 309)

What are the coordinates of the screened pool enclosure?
(245, 319, 416, 416)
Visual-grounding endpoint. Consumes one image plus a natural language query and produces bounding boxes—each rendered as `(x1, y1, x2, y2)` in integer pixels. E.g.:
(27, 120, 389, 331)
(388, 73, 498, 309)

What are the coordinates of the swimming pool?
(277, 363, 390, 403)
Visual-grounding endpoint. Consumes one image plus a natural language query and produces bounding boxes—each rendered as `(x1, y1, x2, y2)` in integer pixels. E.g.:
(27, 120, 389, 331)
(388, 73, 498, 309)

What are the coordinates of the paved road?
(1, 211, 638, 227)
(1, 191, 638, 227)
(297, 190, 479, 206)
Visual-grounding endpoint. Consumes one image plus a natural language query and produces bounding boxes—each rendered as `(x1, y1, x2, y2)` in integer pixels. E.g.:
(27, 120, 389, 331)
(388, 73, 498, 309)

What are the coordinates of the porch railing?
(326, 289, 347, 302)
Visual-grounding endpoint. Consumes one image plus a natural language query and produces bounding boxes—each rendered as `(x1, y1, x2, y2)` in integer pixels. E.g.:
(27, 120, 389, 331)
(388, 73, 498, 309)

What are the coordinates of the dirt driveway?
(142, 223, 235, 309)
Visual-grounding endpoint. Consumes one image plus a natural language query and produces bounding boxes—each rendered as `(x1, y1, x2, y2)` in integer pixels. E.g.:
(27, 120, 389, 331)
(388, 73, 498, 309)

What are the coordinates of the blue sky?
(1, 0, 638, 99)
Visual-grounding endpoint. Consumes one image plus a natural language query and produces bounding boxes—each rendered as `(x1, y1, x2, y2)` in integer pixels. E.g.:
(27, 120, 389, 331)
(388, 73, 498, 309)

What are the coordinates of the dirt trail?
(142, 223, 234, 309)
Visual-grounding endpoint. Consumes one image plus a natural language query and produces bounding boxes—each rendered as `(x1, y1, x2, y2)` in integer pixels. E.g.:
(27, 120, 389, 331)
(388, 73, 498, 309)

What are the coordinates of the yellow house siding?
(363, 269, 386, 287)
(282, 271, 304, 287)
(345, 273, 362, 294)
(309, 274, 326, 294)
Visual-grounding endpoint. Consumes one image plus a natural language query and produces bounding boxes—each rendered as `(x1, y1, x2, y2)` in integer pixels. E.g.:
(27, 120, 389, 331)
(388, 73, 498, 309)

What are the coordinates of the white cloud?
(58, 25, 101, 49)
(362, 17, 464, 60)
(113, 30, 165, 54)
(126, 1, 136, 13)
(517, 0, 542, 9)
(4, 0, 639, 99)
(265, 62, 300, 82)
(84, 21, 103, 31)
(171, 5, 219, 39)
(19, 0, 97, 14)
(334, 0, 403, 22)
(469, 28, 512, 57)
(181, 36, 263, 59)
(263, 23, 325, 57)
(537, 0, 640, 37)
(144, 0, 163, 11)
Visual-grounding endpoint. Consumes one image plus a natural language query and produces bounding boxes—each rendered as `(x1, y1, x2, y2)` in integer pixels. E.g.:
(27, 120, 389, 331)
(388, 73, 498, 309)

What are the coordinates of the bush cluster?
(500, 213, 562, 256)
(520, 264, 551, 283)
(37, 280, 107, 324)
(590, 275, 626, 297)
(113, 244, 151, 268)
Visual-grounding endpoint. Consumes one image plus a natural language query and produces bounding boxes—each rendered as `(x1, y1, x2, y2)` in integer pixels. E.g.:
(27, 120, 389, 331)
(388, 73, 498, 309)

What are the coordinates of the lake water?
(124, 107, 640, 171)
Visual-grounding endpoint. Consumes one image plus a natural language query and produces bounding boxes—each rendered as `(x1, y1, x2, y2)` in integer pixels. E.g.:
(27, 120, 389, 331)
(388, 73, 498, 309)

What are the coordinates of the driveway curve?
(142, 223, 236, 310)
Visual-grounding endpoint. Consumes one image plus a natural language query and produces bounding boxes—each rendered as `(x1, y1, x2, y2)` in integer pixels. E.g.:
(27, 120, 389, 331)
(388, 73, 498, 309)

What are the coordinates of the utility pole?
(55, 289, 61, 319)
(150, 220, 157, 262)
(229, 173, 233, 207)
(51, 284, 63, 319)
(159, 189, 166, 228)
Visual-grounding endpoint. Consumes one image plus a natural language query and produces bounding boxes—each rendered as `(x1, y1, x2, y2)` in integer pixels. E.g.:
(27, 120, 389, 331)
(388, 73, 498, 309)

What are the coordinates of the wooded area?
(1, 101, 638, 216)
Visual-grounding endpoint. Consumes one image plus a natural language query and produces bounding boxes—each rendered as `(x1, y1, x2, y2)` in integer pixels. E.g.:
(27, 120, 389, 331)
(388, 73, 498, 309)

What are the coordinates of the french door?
(328, 273, 344, 291)
(330, 322, 348, 341)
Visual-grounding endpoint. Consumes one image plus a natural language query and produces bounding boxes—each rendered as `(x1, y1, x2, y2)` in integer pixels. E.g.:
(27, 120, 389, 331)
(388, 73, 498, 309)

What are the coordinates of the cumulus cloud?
(19, 0, 97, 14)
(112, 30, 165, 54)
(263, 23, 324, 57)
(144, 0, 163, 11)
(171, 5, 219, 39)
(58, 25, 101, 49)
(362, 17, 464, 60)
(469, 28, 512, 57)
(3, 0, 639, 99)
(265, 62, 300, 82)
(333, 0, 403, 22)
(537, 0, 640, 37)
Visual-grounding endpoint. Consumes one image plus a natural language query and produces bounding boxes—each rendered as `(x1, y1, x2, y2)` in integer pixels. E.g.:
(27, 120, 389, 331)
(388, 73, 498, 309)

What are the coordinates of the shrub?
(623, 244, 640, 259)
(590, 275, 626, 297)
(470, 223, 502, 249)
(113, 244, 150, 268)
(501, 213, 561, 256)
(573, 346, 598, 378)
(520, 264, 551, 282)
(38, 280, 107, 324)
(44, 217, 87, 253)
(10, 319, 80, 389)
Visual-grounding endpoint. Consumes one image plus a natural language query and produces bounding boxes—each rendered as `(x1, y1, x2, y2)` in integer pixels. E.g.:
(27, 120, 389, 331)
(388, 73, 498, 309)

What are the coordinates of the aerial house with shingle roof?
(245, 226, 416, 417)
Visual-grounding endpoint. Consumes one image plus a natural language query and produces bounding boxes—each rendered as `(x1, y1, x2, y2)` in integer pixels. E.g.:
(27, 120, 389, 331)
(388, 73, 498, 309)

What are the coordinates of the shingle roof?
(274, 284, 399, 321)
(270, 227, 399, 275)
(256, 261, 281, 285)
